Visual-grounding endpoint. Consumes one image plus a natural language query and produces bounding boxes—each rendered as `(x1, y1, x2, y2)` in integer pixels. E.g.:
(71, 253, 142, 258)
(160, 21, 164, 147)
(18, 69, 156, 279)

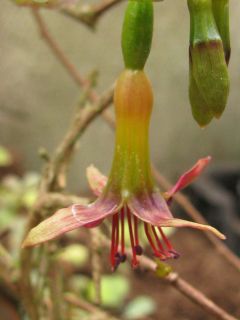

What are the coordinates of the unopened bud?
(212, 0, 230, 64)
(188, 0, 230, 123)
(122, 0, 153, 70)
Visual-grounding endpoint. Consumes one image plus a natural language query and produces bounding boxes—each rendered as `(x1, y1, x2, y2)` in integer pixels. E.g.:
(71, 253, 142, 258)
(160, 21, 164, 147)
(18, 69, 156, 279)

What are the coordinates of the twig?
(48, 254, 64, 320)
(19, 83, 113, 318)
(0, 244, 18, 298)
(31, 8, 97, 102)
(20, 10, 115, 318)
(90, 229, 102, 305)
(45, 85, 113, 190)
(62, 0, 124, 28)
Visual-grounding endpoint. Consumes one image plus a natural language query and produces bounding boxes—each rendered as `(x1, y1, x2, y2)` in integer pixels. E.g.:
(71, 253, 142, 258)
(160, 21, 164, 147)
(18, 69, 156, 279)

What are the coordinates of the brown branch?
(90, 229, 102, 305)
(0, 245, 18, 299)
(46, 85, 113, 190)
(19, 84, 113, 318)
(62, 0, 124, 28)
(31, 8, 98, 102)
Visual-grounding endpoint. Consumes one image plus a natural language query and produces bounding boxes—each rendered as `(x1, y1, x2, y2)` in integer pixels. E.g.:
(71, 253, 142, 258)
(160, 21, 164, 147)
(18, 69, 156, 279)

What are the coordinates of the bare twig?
(48, 255, 64, 320)
(32, 8, 98, 102)
(45, 86, 113, 190)
(90, 229, 102, 305)
(62, 0, 124, 28)
(0, 244, 18, 298)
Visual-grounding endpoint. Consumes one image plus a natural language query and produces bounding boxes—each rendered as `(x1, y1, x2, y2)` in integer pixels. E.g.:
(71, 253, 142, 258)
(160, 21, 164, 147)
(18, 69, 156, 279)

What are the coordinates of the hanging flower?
(22, 70, 225, 270)
(22, 0, 225, 270)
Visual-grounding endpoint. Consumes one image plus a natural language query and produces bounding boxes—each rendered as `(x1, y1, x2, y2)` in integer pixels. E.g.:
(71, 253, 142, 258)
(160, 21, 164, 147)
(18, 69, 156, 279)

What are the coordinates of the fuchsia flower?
(22, 70, 225, 270)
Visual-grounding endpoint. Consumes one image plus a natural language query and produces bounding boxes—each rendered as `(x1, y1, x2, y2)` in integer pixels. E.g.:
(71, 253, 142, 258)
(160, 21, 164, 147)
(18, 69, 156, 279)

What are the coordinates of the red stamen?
(158, 227, 179, 258)
(158, 227, 173, 251)
(144, 223, 166, 260)
(110, 215, 117, 269)
(120, 209, 125, 256)
(114, 214, 119, 254)
(151, 226, 164, 252)
(127, 208, 138, 268)
(133, 216, 139, 246)
(133, 216, 143, 256)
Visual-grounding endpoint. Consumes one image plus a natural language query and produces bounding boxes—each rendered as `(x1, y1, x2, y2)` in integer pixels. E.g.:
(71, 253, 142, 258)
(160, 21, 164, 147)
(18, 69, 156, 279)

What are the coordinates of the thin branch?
(62, 0, 124, 28)
(0, 244, 18, 299)
(20, 11, 115, 318)
(46, 85, 113, 190)
(31, 8, 98, 102)
(90, 229, 102, 305)
(48, 256, 65, 320)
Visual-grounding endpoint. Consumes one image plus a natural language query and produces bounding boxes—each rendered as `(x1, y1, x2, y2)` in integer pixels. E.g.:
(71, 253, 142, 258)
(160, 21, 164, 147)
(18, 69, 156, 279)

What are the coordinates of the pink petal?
(22, 194, 121, 247)
(86, 165, 108, 196)
(158, 218, 226, 240)
(128, 190, 173, 226)
(165, 156, 211, 200)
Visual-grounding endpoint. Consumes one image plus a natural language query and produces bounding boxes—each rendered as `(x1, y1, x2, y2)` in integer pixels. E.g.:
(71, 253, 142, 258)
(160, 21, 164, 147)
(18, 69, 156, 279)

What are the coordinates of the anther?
(134, 245, 143, 256)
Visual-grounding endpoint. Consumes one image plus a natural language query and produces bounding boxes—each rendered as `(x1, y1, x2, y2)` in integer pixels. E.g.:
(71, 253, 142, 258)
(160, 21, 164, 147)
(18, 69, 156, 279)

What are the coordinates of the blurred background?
(1, 0, 240, 191)
(0, 1, 240, 319)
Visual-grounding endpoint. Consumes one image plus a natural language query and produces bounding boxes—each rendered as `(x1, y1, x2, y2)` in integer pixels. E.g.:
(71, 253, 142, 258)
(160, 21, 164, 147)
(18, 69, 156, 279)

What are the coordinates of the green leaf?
(123, 296, 156, 319)
(56, 244, 89, 268)
(0, 146, 12, 167)
(87, 275, 129, 308)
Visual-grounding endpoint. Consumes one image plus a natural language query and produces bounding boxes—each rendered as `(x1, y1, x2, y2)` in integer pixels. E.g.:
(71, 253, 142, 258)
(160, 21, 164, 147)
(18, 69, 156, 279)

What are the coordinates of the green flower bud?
(188, 0, 230, 122)
(189, 65, 213, 127)
(122, 0, 153, 70)
(212, 0, 230, 64)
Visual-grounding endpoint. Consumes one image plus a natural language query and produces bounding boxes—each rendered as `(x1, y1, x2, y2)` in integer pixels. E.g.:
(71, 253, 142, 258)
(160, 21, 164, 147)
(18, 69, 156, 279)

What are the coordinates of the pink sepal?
(159, 218, 226, 240)
(87, 165, 107, 196)
(165, 156, 211, 200)
(22, 194, 120, 248)
(128, 190, 173, 226)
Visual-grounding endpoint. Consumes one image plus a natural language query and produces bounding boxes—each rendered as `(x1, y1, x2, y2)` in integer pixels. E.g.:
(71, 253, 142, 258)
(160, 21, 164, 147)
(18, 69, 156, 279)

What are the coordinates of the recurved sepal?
(122, 0, 153, 70)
